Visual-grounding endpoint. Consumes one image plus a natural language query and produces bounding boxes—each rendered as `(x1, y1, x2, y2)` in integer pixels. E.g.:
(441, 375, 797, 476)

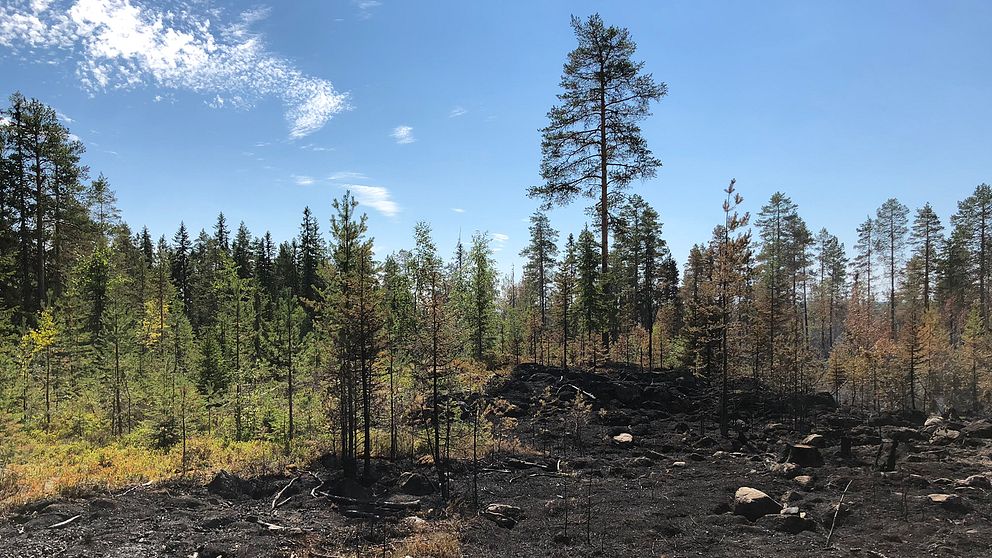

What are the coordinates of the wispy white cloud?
(293, 174, 315, 186)
(329, 171, 368, 181)
(448, 105, 466, 118)
(300, 143, 334, 152)
(56, 110, 73, 123)
(0, 0, 349, 138)
(451, 207, 465, 213)
(391, 125, 415, 144)
(353, 0, 381, 18)
(492, 233, 509, 252)
(344, 184, 399, 217)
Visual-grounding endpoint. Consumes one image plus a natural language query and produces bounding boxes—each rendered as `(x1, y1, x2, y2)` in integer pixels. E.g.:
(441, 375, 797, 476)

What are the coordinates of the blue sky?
(2, 0, 990, 273)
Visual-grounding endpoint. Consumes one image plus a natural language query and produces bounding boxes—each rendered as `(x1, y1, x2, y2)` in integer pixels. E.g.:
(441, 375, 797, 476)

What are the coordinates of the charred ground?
(2, 364, 991, 557)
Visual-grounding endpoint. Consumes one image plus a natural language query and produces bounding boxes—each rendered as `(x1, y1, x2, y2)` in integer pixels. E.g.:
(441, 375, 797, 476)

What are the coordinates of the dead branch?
(257, 519, 288, 530)
(49, 515, 82, 529)
(115, 480, 154, 499)
(568, 384, 596, 400)
(506, 457, 549, 470)
(272, 477, 299, 511)
(306, 471, 325, 498)
(825, 479, 853, 547)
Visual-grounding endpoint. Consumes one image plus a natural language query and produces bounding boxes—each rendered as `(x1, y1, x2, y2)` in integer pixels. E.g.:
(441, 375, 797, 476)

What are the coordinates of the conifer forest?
(1, 7, 991, 558)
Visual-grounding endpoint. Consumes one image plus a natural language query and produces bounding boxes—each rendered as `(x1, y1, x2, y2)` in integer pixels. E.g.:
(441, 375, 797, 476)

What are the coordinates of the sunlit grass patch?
(0, 419, 328, 511)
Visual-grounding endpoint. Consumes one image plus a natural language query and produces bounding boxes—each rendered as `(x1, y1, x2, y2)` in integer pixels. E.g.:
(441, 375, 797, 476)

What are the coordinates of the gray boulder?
(733, 487, 782, 521)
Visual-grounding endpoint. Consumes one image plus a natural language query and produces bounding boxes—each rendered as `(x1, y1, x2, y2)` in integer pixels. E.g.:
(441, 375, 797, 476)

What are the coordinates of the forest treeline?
(1, 15, 990, 493)
(3, 88, 991, 468)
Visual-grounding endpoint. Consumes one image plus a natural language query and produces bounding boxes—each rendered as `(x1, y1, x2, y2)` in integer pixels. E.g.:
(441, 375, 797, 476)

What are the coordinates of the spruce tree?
(298, 206, 324, 307)
(555, 234, 578, 369)
(171, 223, 192, 314)
(232, 222, 254, 279)
(467, 232, 498, 363)
(213, 212, 230, 255)
(575, 226, 602, 366)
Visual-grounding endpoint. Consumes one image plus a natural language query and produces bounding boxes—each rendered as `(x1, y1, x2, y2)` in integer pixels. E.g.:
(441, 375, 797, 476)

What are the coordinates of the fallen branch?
(115, 480, 153, 498)
(272, 477, 299, 511)
(256, 519, 306, 535)
(825, 479, 853, 547)
(306, 471, 325, 498)
(568, 384, 596, 400)
(506, 457, 548, 470)
(49, 515, 82, 529)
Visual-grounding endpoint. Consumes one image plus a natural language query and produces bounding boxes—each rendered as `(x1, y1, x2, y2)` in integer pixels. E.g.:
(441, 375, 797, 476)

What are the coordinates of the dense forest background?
(1, 15, 990, 508)
(3, 89, 990, 463)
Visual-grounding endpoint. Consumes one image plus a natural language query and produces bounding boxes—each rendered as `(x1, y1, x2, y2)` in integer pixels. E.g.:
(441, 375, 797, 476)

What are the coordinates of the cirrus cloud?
(344, 184, 400, 217)
(492, 232, 509, 252)
(391, 125, 415, 144)
(0, 0, 349, 138)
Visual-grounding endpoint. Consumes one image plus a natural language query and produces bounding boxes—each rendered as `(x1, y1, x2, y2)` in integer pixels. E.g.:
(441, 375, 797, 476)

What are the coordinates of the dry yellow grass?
(0, 430, 325, 511)
(394, 530, 462, 558)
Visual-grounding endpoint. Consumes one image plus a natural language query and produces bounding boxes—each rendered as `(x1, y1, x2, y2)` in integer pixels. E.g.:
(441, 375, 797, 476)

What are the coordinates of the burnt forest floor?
(2, 363, 991, 557)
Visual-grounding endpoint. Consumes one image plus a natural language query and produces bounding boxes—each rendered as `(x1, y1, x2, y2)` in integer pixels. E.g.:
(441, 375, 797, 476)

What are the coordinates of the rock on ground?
(397, 472, 437, 496)
(786, 444, 824, 467)
(733, 487, 782, 521)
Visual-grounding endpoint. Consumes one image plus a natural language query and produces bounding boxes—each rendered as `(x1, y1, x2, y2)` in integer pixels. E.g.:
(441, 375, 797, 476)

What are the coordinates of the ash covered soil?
(3, 364, 992, 557)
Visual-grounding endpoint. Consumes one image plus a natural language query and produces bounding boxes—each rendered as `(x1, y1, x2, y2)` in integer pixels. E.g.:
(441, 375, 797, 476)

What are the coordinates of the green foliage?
(4, 67, 992, 507)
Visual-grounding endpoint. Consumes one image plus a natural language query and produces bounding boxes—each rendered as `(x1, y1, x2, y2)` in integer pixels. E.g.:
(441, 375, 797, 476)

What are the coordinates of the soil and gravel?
(2, 364, 991, 557)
